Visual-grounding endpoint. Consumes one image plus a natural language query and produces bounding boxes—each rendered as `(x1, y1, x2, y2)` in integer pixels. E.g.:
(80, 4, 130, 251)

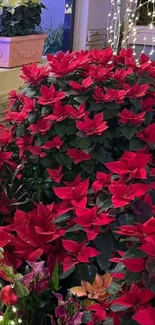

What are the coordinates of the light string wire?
(149, 0, 155, 56)
(107, 0, 115, 47)
(107, 0, 155, 58)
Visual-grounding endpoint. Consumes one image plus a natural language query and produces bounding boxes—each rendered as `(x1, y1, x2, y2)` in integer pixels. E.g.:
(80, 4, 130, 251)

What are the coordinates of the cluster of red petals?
(2, 47, 155, 325)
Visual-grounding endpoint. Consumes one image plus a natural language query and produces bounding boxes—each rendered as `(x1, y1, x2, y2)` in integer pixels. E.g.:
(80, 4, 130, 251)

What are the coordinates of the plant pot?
(0, 33, 46, 68)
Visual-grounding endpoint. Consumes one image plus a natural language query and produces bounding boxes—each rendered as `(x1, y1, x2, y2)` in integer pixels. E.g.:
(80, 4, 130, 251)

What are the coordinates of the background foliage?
(43, 23, 64, 55)
(0, 2, 45, 37)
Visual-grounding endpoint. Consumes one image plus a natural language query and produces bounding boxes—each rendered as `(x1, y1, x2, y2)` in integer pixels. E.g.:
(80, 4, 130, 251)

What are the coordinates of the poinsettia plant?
(1, 47, 155, 324)
(0, 0, 45, 37)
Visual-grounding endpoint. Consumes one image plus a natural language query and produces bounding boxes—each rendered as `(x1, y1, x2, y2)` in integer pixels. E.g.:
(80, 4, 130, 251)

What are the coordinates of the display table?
(0, 57, 47, 123)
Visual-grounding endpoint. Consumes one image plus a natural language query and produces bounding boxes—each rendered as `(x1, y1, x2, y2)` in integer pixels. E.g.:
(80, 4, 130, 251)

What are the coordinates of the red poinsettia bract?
(38, 84, 66, 106)
(62, 240, 99, 272)
(53, 178, 89, 208)
(76, 113, 108, 136)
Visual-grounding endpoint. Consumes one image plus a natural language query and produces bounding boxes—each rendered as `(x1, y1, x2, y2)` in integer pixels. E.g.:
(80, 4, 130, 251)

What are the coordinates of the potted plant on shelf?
(0, 0, 46, 68)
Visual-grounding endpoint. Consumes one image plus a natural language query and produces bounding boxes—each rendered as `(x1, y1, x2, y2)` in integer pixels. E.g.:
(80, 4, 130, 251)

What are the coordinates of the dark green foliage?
(43, 23, 64, 55)
(0, 4, 44, 37)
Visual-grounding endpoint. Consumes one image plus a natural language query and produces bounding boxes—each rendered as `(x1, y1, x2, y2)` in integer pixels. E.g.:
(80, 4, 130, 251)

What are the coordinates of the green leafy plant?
(0, 2, 45, 37)
(43, 23, 64, 55)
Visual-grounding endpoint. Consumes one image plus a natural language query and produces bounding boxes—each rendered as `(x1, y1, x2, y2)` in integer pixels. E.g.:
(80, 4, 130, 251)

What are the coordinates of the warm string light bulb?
(107, 0, 122, 51)
(148, 0, 155, 56)
(125, 0, 138, 49)
(107, 0, 119, 46)
(12, 307, 17, 313)
(0, 306, 22, 325)
(10, 321, 15, 325)
(107, 0, 138, 52)
(141, 36, 147, 54)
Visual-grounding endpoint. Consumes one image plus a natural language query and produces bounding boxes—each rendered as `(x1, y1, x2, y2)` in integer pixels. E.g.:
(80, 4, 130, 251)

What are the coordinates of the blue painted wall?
(41, 0, 66, 30)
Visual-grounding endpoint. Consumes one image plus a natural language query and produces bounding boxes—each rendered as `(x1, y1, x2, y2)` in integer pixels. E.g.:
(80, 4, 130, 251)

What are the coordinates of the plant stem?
(29, 310, 37, 325)
(3, 306, 12, 325)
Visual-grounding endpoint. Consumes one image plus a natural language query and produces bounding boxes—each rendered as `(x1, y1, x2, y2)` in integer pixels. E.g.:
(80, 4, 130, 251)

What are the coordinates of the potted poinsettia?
(0, 0, 46, 68)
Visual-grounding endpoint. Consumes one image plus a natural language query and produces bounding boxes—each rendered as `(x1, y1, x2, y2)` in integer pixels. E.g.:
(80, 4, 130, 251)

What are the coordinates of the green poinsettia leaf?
(129, 137, 145, 151)
(66, 224, 83, 233)
(54, 152, 72, 169)
(96, 193, 112, 210)
(69, 137, 92, 149)
(121, 126, 137, 140)
(146, 257, 155, 278)
(80, 161, 95, 174)
(53, 213, 71, 224)
(59, 266, 76, 280)
(55, 123, 67, 136)
(97, 254, 110, 271)
(89, 103, 104, 112)
(78, 264, 97, 284)
(125, 270, 142, 285)
(28, 113, 37, 124)
(111, 263, 125, 274)
(111, 304, 129, 312)
(103, 317, 115, 325)
(105, 103, 121, 110)
(16, 126, 25, 137)
(123, 246, 147, 259)
(108, 282, 123, 295)
(129, 98, 141, 110)
(104, 109, 119, 120)
(41, 157, 55, 168)
(75, 96, 89, 104)
(66, 123, 77, 136)
(92, 145, 112, 163)
(94, 234, 113, 256)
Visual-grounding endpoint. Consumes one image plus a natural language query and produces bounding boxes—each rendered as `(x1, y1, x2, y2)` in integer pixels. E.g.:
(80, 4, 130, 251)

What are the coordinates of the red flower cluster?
(2, 47, 155, 324)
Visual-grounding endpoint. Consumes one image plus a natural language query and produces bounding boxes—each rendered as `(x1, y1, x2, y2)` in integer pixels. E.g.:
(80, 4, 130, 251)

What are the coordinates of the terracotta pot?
(0, 33, 46, 68)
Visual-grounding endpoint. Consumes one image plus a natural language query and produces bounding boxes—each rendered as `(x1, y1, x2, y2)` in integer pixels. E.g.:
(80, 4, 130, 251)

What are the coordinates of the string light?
(107, 0, 155, 59)
(0, 304, 22, 324)
(10, 321, 15, 325)
(107, 0, 117, 47)
(12, 307, 17, 313)
(65, 3, 72, 14)
(149, 0, 155, 56)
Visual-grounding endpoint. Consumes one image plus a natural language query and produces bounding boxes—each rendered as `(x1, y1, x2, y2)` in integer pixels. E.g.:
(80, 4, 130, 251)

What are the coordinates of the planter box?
(129, 26, 155, 59)
(0, 33, 46, 68)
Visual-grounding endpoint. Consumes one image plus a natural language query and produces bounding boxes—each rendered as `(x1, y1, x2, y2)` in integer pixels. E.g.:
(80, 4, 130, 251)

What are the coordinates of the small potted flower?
(0, 0, 46, 68)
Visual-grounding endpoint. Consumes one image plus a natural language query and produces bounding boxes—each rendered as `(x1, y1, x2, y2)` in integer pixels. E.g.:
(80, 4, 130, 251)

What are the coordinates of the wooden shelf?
(0, 57, 48, 122)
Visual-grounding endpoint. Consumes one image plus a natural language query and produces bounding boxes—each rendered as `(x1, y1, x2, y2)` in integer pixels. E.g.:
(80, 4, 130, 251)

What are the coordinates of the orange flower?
(71, 273, 112, 302)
